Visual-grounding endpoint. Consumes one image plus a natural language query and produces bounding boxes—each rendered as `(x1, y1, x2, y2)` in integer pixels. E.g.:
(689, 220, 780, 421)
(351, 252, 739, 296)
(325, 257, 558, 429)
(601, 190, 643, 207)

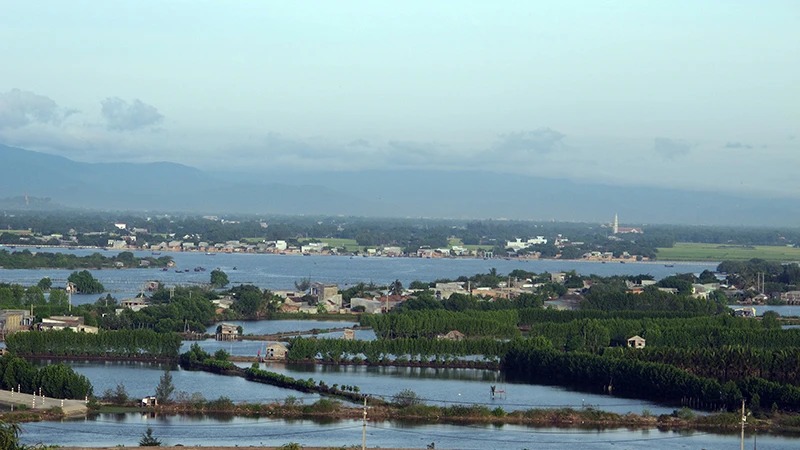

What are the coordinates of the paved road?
(0, 388, 87, 415)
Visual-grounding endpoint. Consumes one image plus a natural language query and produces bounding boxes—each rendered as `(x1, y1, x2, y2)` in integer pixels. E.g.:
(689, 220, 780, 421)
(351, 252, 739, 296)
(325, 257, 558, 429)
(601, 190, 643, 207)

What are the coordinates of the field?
(657, 242, 800, 262)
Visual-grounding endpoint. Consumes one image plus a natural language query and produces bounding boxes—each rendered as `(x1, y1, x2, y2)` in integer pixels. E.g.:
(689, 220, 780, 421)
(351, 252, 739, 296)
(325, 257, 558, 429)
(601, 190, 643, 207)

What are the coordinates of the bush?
(309, 399, 339, 413)
(392, 389, 421, 407)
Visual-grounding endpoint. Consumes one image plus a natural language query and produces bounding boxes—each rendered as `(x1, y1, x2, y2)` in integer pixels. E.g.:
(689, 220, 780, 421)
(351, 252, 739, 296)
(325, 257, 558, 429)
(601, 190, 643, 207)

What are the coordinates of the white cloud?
(493, 128, 566, 155)
(0, 89, 66, 129)
(101, 97, 163, 131)
(654, 138, 691, 159)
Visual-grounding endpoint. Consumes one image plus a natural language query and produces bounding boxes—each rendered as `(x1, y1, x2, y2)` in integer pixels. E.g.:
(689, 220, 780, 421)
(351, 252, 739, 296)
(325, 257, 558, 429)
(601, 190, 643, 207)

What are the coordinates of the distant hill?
(0, 195, 61, 210)
(1, 144, 799, 225)
(0, 144, 363, 215)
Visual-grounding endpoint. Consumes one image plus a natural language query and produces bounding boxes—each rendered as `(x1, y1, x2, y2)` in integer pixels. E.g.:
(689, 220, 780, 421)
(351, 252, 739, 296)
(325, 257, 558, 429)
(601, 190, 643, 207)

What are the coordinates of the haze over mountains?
(1, 144, 798, 226)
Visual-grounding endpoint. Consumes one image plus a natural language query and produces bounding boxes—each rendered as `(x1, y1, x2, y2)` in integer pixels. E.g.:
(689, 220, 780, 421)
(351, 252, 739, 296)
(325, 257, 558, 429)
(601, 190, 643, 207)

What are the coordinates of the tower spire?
(613, 213, 619, 234)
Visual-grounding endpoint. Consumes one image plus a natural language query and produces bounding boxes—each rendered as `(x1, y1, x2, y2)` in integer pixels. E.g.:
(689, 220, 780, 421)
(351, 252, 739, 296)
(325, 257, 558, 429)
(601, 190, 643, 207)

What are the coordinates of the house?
(382, 246, 403, 256)
(438, 330, 466, 341)
(0, 309, 34, 334)
(311, 282, 341, 308)
(216, 323, 241, 341)
(266, 342, 288, 359)
(301, 242, 327, 253)
(211, 296, 235, 313)
(627, 335, 646, 349)
(343, 328, 355, 340)
(434, 282, 468, 300)
(350, 297, 383, 314)
(734, 307, 757, 318)
(781, 291, 800, 305)
(141, 396, 158, 407)
(38, 316, 99, 333)
(119, 296, 150, 312)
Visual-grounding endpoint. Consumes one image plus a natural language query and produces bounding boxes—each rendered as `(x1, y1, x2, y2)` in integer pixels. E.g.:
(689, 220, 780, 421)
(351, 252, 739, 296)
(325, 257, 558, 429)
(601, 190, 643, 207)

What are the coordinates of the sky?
(0, 1, 798, 197)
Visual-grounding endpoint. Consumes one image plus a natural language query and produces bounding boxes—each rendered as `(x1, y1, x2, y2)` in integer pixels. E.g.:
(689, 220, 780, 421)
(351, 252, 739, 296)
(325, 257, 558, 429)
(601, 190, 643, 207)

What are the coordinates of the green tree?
(392, 389, 421, 407)
(68, 270, 105, 294)
(294, 277, 311, 292)
(155, 370, 175, 404)
(0, 421, 21, 450)
(37, 277, 52, 291)
(390, 279, 404, 296)
(139, 427, 161, 446)
(210, 269, 229, 288)
(48, 289, 69, 306)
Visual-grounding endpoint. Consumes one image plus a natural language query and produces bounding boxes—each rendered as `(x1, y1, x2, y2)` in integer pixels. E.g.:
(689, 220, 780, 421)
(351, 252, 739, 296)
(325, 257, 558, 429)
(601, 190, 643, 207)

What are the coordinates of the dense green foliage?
(210, 269, 229, 288)
(525, 315, 771, 350)
(503, 346, 800, 412)
(582, 284, 727, 313)
(361, 309, 520, 339)
(0, 355, 92, 399)
(101, 286, 217, 332)
(0, 249, 171, 269)
(5, 329, 182, 359)
(604, 346, 800, 385)
(285, 336, 542, 363)
(67, 270, 105, 294)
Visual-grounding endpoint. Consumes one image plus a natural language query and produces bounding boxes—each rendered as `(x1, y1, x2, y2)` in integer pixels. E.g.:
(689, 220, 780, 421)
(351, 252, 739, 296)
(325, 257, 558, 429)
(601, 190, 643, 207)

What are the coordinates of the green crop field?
(656, 242, 800, 262)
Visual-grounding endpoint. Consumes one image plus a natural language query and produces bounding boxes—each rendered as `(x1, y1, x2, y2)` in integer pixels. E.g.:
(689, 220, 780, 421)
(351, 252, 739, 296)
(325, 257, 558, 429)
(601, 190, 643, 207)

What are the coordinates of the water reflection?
(19, 413, 800, 449)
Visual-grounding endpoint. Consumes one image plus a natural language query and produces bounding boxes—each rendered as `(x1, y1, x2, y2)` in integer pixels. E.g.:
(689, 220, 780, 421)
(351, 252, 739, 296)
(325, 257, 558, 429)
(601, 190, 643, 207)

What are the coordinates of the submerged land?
(2, 212, 800, 447)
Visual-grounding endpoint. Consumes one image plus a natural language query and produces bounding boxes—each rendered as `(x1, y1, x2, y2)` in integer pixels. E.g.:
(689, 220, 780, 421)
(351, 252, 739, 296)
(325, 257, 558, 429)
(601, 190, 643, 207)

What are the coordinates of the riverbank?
(60, 448, 417, 450)
(13, 400, 800, 437)
(2, 243, 691, 263)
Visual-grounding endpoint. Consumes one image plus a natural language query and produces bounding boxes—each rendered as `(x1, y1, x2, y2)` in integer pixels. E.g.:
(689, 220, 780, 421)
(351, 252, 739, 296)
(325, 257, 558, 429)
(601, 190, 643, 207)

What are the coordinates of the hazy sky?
(1, 1, 798, 197)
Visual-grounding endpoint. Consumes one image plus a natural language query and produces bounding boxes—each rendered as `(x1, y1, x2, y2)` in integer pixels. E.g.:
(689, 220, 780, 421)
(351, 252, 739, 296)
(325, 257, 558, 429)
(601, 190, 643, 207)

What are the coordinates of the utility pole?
(740, 399, 746, 450)
(361, 397, 367, 450)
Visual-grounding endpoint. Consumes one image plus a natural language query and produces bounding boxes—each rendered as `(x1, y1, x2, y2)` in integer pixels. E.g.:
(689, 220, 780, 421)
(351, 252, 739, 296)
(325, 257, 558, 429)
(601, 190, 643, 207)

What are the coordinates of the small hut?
(627, 335, 646, 349)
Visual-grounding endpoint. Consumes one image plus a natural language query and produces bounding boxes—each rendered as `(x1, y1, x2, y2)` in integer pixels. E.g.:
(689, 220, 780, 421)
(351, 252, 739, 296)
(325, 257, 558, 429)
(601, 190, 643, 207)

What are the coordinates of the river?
(19, 413, 798, 449)
(0, 247, 718, 303)
(54, 358, 678, 415)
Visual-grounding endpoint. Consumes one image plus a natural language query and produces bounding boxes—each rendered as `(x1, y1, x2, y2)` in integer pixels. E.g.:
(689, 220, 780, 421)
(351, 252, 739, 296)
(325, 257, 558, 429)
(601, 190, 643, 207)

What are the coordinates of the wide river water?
(0, 247, 718, 302)
(19, 414, 797, 449)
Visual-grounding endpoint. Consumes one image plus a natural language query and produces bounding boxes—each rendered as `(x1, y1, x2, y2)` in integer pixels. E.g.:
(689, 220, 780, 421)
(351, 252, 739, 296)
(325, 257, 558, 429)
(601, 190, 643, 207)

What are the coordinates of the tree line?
(0, 355, 92, 399)
(5, 329, 182, 359)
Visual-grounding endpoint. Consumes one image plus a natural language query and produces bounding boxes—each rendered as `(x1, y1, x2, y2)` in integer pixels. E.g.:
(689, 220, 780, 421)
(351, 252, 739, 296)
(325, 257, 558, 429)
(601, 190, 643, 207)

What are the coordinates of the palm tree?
(390, 279, 403, 296)
(0, 421, 22, 450)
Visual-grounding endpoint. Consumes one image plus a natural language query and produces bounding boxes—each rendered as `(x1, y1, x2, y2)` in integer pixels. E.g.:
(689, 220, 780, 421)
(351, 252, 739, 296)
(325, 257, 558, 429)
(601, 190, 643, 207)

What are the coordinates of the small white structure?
(627, 335, 646, 349)
(266, 342, 288, 359)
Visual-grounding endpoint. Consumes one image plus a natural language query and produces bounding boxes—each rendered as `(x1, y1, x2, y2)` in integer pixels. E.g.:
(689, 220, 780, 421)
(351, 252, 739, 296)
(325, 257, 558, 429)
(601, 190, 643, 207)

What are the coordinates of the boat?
(664, 264, 674, 268)
(205, 252, 216, 256)
(152, 252, 161, 256)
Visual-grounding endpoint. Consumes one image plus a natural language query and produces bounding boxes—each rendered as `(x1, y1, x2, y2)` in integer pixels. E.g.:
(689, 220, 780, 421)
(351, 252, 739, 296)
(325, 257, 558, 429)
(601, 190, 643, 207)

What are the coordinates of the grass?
(0, 229, 32, 235)
(298, 238, 360, 252)
(656, 242, 800, 262)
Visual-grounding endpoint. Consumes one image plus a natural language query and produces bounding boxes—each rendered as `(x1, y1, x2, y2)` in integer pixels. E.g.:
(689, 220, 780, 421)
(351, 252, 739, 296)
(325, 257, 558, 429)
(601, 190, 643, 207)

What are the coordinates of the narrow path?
(0, 389, 87, 416)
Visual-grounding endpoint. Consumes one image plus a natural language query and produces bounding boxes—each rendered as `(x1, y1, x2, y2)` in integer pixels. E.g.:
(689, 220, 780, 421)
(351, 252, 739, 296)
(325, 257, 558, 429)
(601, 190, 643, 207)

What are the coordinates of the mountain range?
(1, 144, 797, 226)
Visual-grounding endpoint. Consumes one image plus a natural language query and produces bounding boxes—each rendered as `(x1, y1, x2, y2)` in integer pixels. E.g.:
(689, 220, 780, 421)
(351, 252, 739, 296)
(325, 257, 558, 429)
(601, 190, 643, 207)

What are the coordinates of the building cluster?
(0, 310, 98, 336)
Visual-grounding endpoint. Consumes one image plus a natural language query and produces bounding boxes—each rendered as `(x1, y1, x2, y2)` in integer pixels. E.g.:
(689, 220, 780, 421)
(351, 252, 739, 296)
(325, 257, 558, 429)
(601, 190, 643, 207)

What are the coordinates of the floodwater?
(20, 413, 799, 449)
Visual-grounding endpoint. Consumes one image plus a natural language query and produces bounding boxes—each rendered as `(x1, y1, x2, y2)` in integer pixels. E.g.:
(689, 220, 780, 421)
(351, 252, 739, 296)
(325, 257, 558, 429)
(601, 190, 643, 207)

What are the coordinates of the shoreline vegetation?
(0, 248, 173, 270)
(0, 242, 706, 264)
(6, 241, 800, 264)
(9, 397, 800, 437)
